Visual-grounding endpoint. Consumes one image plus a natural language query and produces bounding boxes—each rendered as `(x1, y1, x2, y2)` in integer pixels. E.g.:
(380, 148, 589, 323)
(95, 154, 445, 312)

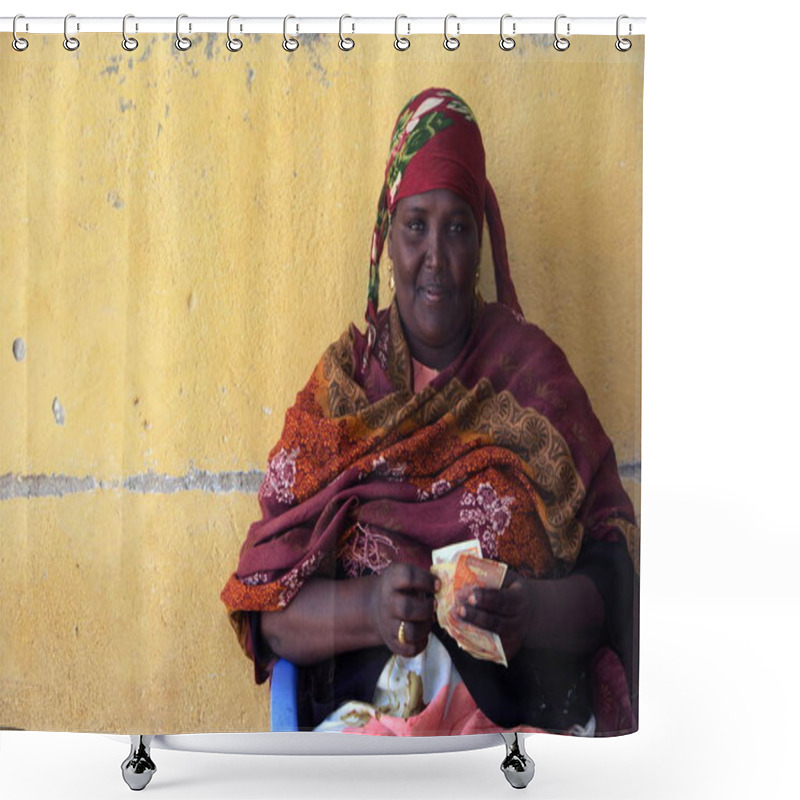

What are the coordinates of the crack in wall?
(0, 462, 642, 500)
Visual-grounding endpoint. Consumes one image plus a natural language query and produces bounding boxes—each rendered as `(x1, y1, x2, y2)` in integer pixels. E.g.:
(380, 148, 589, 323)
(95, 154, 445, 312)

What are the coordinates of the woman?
(221, 88, 638, 737)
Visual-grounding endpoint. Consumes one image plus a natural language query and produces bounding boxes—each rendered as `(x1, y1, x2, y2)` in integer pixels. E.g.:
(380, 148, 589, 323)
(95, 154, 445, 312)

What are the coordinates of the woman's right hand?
(369, 563, 437, 657)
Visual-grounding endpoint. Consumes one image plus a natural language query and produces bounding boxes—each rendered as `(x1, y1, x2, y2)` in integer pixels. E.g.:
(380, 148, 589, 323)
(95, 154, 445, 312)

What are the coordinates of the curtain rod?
(1, 16, 646, 37)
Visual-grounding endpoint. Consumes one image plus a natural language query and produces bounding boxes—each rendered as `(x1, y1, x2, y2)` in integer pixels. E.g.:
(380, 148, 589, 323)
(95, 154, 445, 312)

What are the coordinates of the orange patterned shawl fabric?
(221, 297, 638, 670)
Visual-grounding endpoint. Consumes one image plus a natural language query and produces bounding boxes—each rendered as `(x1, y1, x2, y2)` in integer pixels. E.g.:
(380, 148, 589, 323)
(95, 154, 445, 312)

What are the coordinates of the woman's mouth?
(419, 285, 449, 303)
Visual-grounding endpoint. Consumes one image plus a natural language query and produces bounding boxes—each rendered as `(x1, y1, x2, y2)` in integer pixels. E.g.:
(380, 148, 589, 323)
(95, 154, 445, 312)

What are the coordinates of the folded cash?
(432, 538, 482, 566)
(431, 541, 508, 667)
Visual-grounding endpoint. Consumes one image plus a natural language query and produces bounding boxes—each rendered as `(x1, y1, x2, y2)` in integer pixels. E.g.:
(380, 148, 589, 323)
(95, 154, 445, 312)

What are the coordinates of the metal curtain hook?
(227, 15, 243, 52)
(616, 14, 632, 51)
(283, 15, 299, 51)
(175, 13, 191, 51)
(394, 15, 410, 51)
(500, 14, 515, 51)
(444, 14, 460, 51)
(553, 14, 570, 51)
(12, 14, 29, 51)
(339, 15, 354, 51)
(63, 13, 80, 51)
(122, 14, 138, 51)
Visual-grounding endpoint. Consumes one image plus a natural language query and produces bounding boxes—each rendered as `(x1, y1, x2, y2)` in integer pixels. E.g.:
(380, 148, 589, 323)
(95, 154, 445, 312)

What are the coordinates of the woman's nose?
(424, 230, 444, 270)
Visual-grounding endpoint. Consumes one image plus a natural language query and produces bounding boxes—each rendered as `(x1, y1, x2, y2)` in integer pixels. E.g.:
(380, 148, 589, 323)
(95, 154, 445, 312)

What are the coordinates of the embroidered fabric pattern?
(459, 482, 515, 559)
(258, 447, 300, 506)
(416, 478, 453, 502)
(371, 456, 407, 482)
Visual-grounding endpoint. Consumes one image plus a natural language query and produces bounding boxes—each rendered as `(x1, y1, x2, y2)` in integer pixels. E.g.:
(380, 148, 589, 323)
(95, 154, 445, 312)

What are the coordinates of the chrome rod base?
(500, 732, 535, 789)
(121, 736, 156, 791)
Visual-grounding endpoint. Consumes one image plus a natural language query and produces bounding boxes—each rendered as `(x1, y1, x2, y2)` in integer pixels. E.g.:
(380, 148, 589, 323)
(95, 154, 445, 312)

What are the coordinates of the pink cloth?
(342, 681, 539, 737)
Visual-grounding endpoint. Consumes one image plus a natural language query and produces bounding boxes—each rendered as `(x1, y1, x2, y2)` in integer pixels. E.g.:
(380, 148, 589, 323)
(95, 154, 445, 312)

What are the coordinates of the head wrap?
(366, 87, 522, 351)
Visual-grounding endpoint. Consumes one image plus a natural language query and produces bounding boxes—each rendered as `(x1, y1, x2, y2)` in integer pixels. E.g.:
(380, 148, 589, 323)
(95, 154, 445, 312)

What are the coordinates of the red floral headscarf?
(366, 88, 522, 353)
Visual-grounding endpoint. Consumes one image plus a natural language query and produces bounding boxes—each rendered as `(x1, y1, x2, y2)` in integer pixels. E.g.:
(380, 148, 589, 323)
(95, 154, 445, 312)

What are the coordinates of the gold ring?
(398, 620, 408, 645)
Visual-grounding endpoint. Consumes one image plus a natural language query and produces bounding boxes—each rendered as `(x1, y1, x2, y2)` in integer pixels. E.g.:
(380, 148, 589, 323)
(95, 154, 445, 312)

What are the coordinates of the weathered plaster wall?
(0, 33, 643, 731)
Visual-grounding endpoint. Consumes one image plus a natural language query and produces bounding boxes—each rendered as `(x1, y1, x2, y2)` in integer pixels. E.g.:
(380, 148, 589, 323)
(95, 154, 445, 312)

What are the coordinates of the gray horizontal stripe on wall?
(1, 461, 642, 501)
(0, 469, 264, 500)
(618, 462, 641, 482)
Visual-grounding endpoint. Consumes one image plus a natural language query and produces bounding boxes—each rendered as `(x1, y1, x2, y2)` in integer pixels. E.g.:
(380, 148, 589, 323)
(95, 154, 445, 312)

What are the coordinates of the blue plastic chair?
(269, 658, 299, 731)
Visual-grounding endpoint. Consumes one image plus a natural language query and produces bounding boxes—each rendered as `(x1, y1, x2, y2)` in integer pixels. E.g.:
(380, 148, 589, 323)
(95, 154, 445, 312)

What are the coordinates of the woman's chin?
(416, 323, 470, 356)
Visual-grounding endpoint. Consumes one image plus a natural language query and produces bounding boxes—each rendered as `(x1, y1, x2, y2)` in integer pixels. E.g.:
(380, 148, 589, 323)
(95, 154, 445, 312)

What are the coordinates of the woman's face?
(387, 188, 480, 369)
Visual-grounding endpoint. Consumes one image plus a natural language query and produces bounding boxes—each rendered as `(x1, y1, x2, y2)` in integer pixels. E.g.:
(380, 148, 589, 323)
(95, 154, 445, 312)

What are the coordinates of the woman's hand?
(456, 570, 607, 660)
(455, 568, 535, 662)
(369, 563, 438, 657)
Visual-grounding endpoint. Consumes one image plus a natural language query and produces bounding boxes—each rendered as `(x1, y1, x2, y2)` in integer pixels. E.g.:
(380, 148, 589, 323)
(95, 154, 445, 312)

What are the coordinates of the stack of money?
(431, 540, 508, 667)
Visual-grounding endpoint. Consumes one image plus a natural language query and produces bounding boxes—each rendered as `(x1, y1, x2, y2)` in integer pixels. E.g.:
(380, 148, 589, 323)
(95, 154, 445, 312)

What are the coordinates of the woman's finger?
(389, 591, 434, 622)
(468, 583, 527, 618)
(457, 603, 505, 634)
(461, 588, 512, 618)
(386, 562, 437, 595)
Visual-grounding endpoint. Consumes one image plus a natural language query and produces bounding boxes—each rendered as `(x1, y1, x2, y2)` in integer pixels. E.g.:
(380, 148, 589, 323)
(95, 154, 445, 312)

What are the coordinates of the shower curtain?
(0, 30, 642, 736)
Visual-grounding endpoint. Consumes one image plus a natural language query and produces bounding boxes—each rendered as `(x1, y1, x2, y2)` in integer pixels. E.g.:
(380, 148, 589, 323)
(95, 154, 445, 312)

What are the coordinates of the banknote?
(430, 543, 508, 667)
(431, 538, 482, 565)
(430, 562, 455, 625)
(449, 554, 508, 666)
(453, 554, 507, 603)
(431, 539, 482, 635)
(431, 539, 483, 632)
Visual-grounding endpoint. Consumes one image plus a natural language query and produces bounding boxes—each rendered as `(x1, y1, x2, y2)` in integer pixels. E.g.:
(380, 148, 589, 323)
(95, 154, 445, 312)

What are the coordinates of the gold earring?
(388, 263, 395, 293)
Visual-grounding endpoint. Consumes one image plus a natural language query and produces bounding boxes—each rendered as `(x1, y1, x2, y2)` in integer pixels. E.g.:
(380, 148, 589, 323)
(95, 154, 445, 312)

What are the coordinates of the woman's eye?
(448, 221, 466, 233)
(407, 219, 425, 232)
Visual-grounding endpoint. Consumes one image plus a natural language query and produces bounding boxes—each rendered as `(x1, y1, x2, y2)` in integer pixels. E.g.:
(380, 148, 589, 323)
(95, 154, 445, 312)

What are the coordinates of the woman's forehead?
(394, 189, 474, 215)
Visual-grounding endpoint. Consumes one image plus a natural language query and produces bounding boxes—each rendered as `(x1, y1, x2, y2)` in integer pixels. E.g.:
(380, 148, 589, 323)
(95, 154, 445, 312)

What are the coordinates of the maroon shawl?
(221, 298, 638, 684)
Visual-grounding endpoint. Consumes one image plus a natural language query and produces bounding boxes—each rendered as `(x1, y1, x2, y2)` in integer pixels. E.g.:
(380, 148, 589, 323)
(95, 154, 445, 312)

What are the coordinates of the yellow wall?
(0, 33, 643, 731)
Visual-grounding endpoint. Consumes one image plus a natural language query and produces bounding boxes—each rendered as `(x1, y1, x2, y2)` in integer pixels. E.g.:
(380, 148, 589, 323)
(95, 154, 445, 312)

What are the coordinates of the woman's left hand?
(455, 568, 534, 662)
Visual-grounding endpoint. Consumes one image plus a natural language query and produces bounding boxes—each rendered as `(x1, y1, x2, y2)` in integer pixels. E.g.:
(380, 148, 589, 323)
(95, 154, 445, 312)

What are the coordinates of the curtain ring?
(394, 15, 410, 51)
(12, 14, 29, 51)
(615, 15, 632, 51)
(444, 14, 460, 51)
(122, 14, 138, 51)
(175, 14, 192, 51)
(227, 15, 243, 52)
(499, 14, 515, 51)
(283, 15, 299, 51)
(63, 13, 80, 51)
(339, 15, 354, 51)
(553, 14, 570, 51)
